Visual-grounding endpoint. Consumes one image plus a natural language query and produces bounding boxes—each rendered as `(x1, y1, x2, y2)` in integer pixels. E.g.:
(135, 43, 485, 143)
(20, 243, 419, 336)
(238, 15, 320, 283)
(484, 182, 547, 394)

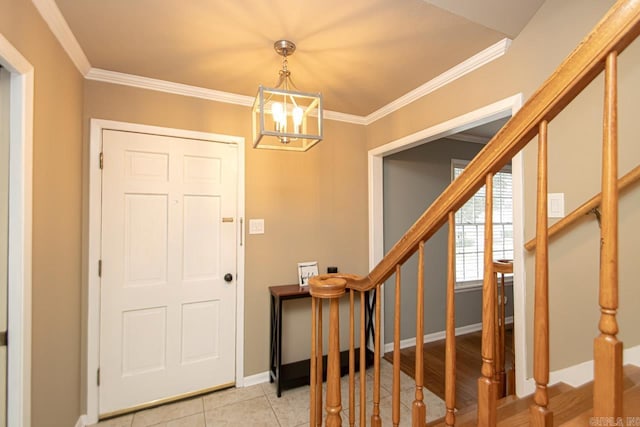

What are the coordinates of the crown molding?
(31, 0, 91, 75)
(323, 110, 367, 125)
(364, 38, 512, 125)
(36, 0, 510, 127)
(86, 68, 255, 106)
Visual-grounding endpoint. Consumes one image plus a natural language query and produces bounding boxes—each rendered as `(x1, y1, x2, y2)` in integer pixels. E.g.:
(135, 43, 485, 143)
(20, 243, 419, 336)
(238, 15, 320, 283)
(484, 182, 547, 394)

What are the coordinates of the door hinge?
(99, 152, 104, 169)
(97, 368, 100, 386)
(98, 259, 102, 277)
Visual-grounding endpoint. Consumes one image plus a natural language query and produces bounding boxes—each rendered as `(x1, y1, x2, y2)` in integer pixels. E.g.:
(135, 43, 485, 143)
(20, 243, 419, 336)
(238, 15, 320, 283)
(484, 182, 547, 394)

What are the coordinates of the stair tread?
(430, 383, 572, 427)
(560, 382, 640, 426)
(429, 365, 639, 427)
(497, 364, 640, 426)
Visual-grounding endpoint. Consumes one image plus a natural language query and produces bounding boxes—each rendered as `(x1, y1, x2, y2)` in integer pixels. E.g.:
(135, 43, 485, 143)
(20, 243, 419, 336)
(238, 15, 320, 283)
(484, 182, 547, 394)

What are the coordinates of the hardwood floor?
(384, 327, 514, 411)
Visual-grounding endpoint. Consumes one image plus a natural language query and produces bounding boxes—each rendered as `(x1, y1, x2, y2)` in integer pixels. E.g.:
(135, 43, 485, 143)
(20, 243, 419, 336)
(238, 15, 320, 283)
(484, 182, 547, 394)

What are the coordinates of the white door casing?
(0, 34, 34, 427)
(99, 130, 238, 415)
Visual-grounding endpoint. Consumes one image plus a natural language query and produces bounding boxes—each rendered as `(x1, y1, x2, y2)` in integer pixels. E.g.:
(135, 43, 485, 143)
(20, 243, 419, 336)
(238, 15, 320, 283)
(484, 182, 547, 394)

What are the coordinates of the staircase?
(307, 0, 640, 425)
(428, 365, 640, 426)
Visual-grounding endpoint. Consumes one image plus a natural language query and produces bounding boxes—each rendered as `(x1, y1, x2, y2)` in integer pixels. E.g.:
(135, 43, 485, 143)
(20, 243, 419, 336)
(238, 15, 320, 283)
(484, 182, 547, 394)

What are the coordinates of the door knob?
(224, 273, 233, 283)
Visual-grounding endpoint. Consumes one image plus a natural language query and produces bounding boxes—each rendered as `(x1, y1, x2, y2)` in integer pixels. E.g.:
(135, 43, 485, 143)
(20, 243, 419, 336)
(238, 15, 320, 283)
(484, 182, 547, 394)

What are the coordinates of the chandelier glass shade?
(252, 40, 323, 151)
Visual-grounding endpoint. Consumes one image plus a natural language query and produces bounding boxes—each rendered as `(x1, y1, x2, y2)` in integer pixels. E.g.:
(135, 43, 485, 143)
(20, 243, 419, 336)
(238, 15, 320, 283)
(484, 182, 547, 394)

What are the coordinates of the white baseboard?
(243, 371, 270, 387)
(75, 414, 88, 427)
(384, 317, 514, 353)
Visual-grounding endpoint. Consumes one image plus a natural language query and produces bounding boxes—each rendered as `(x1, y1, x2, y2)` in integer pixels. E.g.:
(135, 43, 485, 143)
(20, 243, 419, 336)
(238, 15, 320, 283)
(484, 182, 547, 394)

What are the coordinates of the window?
(452, 159, 513, 288)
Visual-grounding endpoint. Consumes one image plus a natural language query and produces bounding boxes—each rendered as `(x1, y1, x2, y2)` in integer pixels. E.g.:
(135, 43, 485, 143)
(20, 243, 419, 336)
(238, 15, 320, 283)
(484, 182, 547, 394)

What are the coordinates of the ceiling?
(54, 0, 544, 117)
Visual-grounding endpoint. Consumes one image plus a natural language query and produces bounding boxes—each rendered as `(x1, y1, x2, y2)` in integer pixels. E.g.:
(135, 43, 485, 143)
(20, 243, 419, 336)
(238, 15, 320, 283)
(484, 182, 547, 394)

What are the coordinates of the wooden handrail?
(524, 163, 640, 251)
(310, 0, 640, 295)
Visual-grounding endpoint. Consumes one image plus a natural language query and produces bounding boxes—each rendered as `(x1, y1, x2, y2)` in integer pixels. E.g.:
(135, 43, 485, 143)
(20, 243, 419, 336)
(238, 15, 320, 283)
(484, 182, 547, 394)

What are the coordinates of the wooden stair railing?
(309, 0, 640, 425)
(524, 163, 640, 251)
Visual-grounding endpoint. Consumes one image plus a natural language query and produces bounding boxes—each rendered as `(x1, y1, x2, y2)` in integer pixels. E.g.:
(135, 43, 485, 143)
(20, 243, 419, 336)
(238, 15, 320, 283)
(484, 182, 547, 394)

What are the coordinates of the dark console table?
(269, 284, 375, 397)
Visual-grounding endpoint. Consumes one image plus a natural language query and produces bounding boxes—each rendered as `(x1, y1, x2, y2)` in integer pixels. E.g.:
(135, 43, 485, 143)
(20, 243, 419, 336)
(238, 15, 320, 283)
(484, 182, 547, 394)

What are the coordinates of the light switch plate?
(548, 193, 565, 218)
(249, 219, 265, 234)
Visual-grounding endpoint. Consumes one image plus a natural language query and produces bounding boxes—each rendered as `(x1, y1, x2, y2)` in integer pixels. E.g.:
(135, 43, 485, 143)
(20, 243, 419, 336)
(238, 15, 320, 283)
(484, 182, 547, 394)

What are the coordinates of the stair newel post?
(359, 291, 367, 427)
(412, 243, 426, 427)
(445, 213, 456, 427)
(594, 50, 623, 418)
(309, 276, 347, 427)
(530, 120, 553, 426)
(478, 172, 497, 427)
(310, 296, 318, 427)
(317, 299, 324, 427)
(348, 290, 355, 427)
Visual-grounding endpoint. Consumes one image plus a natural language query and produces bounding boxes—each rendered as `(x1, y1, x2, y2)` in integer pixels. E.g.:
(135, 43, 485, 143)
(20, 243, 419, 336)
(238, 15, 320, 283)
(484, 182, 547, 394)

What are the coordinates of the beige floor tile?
(89, 414, 133, 427)
(132, 398, 203, 427)
(202, 384, 264, 411)
(340, 394, 412, 426)
(340, 370, 390, 409)
(147, 412, 205, 427)
(375, 359, 418, 393)
(204, 395, 279, 426)
(264, 384, 311, 427)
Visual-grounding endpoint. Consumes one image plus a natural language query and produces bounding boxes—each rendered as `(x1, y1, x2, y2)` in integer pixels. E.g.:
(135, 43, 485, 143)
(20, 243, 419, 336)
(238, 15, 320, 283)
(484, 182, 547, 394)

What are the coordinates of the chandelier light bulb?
(271, 102, 284, 131)
(293, 106, 303, 133)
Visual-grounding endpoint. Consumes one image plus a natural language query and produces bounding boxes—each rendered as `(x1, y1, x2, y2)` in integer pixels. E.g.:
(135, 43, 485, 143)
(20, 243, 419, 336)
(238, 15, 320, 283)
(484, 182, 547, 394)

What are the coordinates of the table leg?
(269, 294, 276, 383)
(276, 297, 283, 397)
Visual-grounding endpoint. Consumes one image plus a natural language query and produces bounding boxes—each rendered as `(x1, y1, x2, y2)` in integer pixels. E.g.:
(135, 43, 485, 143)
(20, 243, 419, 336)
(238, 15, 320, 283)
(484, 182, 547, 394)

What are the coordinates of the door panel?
(99, 130, 237, 415)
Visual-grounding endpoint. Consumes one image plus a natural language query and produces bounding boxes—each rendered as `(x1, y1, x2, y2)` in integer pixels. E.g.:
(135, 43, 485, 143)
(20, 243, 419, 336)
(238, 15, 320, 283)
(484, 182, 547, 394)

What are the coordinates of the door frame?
(0, 34, 34, 427)
(86, 119, 245, 423)
(367, 94, 529, 396)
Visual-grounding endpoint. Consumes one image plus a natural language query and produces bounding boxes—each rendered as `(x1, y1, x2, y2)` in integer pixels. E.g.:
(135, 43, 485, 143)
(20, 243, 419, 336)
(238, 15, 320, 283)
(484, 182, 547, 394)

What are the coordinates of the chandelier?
(252, 40, 323, 151)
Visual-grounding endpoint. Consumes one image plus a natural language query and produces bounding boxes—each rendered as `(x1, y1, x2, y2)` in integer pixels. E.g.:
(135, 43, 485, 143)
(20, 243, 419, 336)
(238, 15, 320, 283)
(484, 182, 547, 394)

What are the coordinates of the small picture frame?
(298, 261, 319, 287)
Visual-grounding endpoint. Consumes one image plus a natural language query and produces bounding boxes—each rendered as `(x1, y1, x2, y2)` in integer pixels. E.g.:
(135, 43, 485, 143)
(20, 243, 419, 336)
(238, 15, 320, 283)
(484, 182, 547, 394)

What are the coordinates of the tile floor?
(90, 360, 446, 427)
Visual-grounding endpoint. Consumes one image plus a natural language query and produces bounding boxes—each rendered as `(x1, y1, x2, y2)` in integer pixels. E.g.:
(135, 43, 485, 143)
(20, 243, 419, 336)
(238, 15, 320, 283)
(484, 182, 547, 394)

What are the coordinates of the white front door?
(99, 129, 238, 416)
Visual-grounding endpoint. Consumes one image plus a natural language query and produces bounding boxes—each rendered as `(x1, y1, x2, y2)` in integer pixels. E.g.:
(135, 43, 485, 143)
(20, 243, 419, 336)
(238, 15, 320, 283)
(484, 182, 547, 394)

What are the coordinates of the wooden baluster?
(594, 50, 623, 418)
(499, 269, 506, 397)
(493, 270, 501, 398)
(530, 120, 552, 426)
(445, 213, 456, 426)
(413, 242, 426, 427)
(478, 172, 497, 427)
(393, 265, 401, 427)
(360, 291, 367, 427)
(310, 296, 317, 427)
(494, 267, 506, 399)
(349, 290, 355, 427)
(317, 299, 323, 427)
(371, 285, 382, 427)
(326, 296, 343, 427)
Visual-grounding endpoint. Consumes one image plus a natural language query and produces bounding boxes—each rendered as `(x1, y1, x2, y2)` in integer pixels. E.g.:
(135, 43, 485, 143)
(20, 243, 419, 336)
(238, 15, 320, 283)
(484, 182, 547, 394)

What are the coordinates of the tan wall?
(0, 0, 84, 425)
(82, 81, 369, 373)
(1, 1, 637, 425)
(367, 0, 640, 375)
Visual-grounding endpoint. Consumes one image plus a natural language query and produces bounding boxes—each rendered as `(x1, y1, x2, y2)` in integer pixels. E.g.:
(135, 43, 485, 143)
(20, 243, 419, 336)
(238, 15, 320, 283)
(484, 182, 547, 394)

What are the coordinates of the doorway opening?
(367, 94, 528, 398)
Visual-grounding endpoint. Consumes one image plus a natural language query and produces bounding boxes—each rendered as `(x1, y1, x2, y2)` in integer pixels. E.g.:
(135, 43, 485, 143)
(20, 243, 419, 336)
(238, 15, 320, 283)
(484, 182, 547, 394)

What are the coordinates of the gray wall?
(383, 138, 514, 342)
